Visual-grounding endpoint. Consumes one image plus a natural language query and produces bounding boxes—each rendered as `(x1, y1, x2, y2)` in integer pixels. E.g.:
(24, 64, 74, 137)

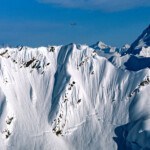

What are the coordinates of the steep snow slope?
(0, 44, 149, 150)
(0, 26, 150, 150)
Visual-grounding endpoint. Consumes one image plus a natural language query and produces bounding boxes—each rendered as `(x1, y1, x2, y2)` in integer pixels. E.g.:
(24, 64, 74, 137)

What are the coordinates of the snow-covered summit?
(93, 41, 109, 49)
(0, 26, 150, 150)
(121, 44, 130, 52)
(127, 24, 150, 55)
(91, 41, 118, 53)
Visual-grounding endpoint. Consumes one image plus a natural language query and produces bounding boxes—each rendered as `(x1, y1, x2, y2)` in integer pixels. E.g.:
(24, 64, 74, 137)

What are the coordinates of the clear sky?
(0, 0, 150, 47)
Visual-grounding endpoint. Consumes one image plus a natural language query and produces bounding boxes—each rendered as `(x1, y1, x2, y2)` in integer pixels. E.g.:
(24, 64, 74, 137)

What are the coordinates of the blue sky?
(0, 0, 150, 47)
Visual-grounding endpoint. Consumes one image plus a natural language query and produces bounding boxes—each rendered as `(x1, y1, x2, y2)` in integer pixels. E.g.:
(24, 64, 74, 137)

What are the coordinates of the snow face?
(0, 26, 150, 150)
(139, 47, 150, 57)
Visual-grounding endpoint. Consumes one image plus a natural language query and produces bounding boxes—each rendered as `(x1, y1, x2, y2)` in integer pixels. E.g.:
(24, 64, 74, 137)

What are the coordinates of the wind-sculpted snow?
(0, 26, 150, 150)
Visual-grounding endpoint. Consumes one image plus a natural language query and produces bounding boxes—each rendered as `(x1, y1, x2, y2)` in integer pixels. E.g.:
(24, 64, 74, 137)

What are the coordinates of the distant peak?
(91, 41, 109, 50)
(96, 41, 108, 49)
(122, 44, 130, 49)
(127, 24, 150, 55)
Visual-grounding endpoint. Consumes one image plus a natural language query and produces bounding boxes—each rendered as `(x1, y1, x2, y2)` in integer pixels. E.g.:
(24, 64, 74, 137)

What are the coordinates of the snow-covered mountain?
(127, 24, 150, 56)
(0, 25, 150, 150)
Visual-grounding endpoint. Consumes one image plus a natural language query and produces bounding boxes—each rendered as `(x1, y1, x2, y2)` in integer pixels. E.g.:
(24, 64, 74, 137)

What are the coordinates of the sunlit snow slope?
(0, 25, 150, 150)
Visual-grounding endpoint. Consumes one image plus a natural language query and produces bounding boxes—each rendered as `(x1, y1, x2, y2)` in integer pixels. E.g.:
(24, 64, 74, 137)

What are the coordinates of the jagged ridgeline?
(0, 25, 150, 150)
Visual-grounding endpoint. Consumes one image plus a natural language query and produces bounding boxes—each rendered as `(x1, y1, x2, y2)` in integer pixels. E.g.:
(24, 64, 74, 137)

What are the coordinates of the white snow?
(139, 47, 150, 57)
(0, 26, 150, 150)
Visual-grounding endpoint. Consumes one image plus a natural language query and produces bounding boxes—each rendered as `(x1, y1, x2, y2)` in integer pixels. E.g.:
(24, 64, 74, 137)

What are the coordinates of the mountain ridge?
(0, 25, 150, 150)
(127, 24, 150, 55)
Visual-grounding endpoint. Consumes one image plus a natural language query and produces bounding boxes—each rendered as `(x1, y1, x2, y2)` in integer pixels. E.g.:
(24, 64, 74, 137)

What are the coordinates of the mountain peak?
(0, 31, 150, 149)
(127, 24, 150, 55)
(96, 41, 108, 49)
(91, 41, 109, 50)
